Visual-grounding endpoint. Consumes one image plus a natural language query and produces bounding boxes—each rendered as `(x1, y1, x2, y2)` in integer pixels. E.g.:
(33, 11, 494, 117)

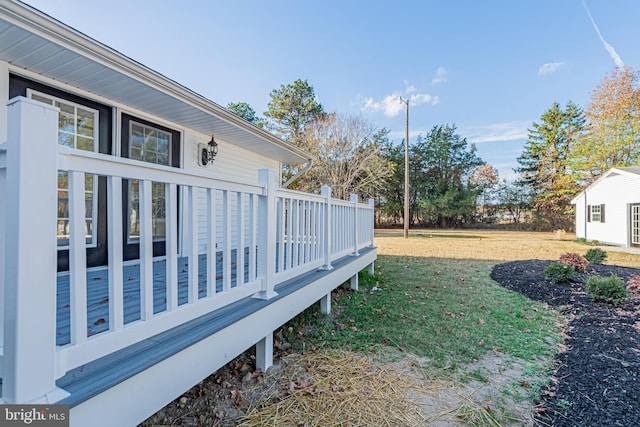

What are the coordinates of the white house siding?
(183, 131, 280, 254)
(0, 60, 283, 258)
(576, 172, 640, 246)
(574, 193, 586, 240)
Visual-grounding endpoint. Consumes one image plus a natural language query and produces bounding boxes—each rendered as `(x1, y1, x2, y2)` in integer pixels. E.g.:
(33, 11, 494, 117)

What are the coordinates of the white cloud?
(538, 62, 565, 75)
(431, 66, 448, 85)
(461, 120, 530, 144)
(410, 93, 439, 106)
(361, 85, 438, 118)
(583, 1, 624, 67)
(403, 80, 417, 93)
(362, 93, 404, 117)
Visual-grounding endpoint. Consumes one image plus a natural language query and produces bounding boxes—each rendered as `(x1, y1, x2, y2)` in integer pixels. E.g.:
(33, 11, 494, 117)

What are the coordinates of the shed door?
(120, 114, 181, 261)
(632, 204, 640, 246)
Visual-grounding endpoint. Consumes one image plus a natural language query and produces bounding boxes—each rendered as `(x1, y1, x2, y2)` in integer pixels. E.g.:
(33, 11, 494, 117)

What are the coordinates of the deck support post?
(368, 262, 375, 275)
(350, 274, 359, 291)
(2, 97, 69, 403)
(320, 292, 331, 314)
(255, 331, 274, 372)
(350, 194, 359, 256)
(253, 169, 278, 300)
(320, 185, 333, 270)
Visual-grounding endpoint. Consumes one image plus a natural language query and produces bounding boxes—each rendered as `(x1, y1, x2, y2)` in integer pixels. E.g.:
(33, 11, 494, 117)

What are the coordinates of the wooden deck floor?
(56, 249, 249, 345)
(55, 247, 375, 409)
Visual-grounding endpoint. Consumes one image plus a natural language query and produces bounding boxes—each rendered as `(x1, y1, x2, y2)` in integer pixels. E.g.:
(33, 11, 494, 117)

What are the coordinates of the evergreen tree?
(264, 79, 325, 143)
(516, 101, 585, 230)
(226, 101, 264, 127)
(418, 125, 484, 227)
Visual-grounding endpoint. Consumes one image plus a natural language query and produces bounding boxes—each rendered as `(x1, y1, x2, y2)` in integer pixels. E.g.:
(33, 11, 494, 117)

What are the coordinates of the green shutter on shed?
(600, 204, 605, 223)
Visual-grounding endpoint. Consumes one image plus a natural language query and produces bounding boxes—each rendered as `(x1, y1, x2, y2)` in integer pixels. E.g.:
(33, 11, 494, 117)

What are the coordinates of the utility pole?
(399, 97, 409, 239)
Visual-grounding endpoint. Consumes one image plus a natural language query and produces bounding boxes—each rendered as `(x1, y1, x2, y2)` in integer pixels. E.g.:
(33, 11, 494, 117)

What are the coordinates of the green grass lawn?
(275, 231, 640, 425)
(287, 255, 563, 376)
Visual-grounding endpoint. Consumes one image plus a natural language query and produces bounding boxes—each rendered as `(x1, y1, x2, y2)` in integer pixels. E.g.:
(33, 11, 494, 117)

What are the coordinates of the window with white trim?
(590, 204, 602, 222)
(127, 121, 171, 242)
(28, 90, 99, 248)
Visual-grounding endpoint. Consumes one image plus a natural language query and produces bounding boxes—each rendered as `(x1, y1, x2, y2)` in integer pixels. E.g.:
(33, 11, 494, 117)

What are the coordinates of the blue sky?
(22, 0, 640, 179)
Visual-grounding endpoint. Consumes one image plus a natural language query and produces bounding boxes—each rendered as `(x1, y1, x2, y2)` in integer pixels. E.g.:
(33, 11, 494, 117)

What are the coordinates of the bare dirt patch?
(400, 353, 540, 426)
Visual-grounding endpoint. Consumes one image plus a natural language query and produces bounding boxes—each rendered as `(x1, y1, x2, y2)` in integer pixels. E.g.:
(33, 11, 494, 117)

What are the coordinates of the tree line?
(227, 65, 640, 230)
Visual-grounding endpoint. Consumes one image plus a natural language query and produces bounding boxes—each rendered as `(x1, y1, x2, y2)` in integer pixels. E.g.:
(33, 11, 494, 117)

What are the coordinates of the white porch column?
(350, 194, 359, 256)
(253, 169, 278, 300)
(320, 185, 333, 270)
(3, 97, 68, 403)
(255, 331, 273, 372)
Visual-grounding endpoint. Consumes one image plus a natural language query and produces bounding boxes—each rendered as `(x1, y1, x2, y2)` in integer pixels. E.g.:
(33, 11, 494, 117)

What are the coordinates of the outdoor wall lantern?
(200, 134, 218, 166)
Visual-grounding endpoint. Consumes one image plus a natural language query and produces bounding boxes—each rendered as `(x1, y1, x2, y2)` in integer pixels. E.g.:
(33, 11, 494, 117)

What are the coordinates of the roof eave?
(1, 0, 311, 164)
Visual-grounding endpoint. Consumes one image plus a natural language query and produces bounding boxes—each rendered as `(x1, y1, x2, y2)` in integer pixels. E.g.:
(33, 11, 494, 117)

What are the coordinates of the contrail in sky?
(583, 1, 624, 67)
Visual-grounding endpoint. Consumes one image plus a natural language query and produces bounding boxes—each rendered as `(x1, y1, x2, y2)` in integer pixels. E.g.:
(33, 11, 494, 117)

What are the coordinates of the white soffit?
(0, 0, 310, 164)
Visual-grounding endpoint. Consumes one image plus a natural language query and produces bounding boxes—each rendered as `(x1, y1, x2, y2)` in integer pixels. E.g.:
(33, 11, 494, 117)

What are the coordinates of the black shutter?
(587, 205, 591, 222)
(600, 204, 605, 223)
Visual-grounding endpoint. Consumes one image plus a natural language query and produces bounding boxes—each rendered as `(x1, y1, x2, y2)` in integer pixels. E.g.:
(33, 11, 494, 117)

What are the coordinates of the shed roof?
(617, 166, 640, 176)
(570, 167, 640, 204)
(0, 0, 311, 164)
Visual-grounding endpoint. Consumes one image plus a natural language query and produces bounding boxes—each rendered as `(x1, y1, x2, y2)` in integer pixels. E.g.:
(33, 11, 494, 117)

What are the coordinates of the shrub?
(586, 274, 627, 305)
(544, 263, 575, 284)
(584, 248, 607, 265)
(626, 274, 640, 293)
(559, 252, 590, 273)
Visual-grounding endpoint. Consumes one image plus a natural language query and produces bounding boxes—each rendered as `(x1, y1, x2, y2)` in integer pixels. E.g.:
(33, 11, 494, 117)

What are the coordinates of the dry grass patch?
(238, 350, 427, 427)
(375, 229, 640, 267)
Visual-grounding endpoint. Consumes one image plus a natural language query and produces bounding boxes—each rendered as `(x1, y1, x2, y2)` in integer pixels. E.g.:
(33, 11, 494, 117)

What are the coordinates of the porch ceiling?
(0, 1, 310, 165)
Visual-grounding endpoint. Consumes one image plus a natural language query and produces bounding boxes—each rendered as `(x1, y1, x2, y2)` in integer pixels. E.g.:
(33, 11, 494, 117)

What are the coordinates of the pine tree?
(516, 101, 585, 230)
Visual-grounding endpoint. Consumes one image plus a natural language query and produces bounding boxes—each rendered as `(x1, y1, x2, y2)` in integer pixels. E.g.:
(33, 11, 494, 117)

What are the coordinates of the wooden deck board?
(55, 249, 249, 345)
(56, 247, 374, 408)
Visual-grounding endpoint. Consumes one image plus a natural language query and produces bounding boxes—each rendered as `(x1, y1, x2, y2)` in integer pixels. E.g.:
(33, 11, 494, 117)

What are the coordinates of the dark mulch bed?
(491, 260, 640, 427)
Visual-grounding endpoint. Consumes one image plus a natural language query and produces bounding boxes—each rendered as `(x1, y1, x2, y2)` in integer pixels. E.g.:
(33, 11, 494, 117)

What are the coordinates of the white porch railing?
(0, 97, 375, 404)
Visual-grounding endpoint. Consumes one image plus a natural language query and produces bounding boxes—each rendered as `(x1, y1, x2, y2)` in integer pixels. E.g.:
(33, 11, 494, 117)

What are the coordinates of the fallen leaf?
(231, 390, 242, 406)
(478, 339, 485, 346)
(479, 318, 485, 325)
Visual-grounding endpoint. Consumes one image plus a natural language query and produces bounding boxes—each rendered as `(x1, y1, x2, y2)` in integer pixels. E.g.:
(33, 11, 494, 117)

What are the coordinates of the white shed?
(571, 167, 640, 247)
